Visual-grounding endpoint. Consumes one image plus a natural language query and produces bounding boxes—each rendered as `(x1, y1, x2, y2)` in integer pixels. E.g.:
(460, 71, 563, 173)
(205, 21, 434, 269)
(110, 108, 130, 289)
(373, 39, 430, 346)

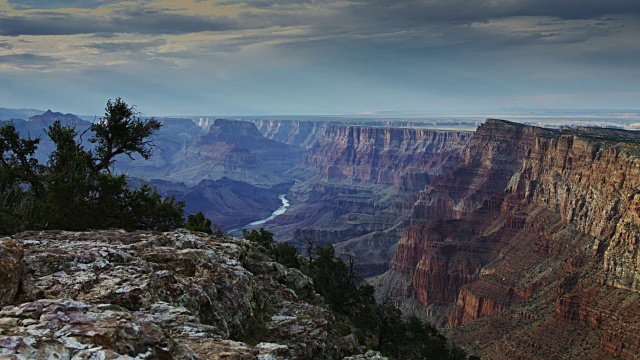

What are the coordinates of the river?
(227, 194, 290, 235)
(247, 194, 290, 226)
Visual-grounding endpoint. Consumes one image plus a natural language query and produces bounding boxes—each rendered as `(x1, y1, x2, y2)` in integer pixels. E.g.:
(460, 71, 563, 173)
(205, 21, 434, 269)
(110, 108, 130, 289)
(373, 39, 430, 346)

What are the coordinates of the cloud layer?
(0, 0, 638, 114)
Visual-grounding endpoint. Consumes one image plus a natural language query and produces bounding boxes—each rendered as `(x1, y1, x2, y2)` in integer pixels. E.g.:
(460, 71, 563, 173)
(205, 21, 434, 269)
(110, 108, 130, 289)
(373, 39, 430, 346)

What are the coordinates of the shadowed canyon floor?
(255, 122, 473, 277)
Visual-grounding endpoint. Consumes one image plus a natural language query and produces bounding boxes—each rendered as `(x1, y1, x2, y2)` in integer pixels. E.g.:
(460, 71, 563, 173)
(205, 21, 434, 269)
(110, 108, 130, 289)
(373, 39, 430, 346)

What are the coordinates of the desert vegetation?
(0, 98, 184, 234)
(244, 228, 476, 359)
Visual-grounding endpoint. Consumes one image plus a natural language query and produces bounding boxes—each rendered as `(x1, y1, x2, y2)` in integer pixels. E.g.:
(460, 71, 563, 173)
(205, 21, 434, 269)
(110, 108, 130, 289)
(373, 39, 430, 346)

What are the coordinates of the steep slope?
(250, 119, 330, 148)
(260, 124, 471, 276)
(151, 177, 292, 230)
(376, 119, 640, 359)
(168, 119, 303, 187)
(0, 230, 357, 359)
(304, 124, 469, 184)
(114, 117, 204, 177)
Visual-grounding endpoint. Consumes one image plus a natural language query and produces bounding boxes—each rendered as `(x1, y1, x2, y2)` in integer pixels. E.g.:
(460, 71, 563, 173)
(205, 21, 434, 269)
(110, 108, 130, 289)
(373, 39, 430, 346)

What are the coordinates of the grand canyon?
(3, 1, 639, 358)
(2, 107, 640, 359)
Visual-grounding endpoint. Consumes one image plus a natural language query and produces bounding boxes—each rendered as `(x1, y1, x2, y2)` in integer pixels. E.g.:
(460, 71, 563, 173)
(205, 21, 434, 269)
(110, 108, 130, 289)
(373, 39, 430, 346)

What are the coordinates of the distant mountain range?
(0, 107, 45, 121)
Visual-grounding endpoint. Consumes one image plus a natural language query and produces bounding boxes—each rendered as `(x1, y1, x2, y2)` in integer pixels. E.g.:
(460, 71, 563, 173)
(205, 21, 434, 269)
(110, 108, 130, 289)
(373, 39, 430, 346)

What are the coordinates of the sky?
(0, 0, 639, 116)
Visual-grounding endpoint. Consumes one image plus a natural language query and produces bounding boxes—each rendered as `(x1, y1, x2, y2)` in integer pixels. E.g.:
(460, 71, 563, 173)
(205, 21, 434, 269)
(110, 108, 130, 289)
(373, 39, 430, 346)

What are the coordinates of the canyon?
(4, 108, 640, 359)
(253, 122, 472, 276)
(2, 114, 302, 231)
(375, 119, 640, 359)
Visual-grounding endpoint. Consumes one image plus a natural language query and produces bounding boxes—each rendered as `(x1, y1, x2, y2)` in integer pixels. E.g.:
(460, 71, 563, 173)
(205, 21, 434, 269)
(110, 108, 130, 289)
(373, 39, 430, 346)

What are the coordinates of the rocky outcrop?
(0, 230, 361, 359)
(377, 119, 640, 359)
(304, 124, 471, 184)
(0, 238, 22, 306)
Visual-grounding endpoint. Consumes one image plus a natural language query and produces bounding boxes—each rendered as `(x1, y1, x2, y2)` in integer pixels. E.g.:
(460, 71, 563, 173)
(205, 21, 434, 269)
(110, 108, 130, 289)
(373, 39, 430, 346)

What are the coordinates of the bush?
(0, 98, 185, 234)
(242, 227, 274, 249)
(272, 242, 299, 268)
(185, 211, 213, 234)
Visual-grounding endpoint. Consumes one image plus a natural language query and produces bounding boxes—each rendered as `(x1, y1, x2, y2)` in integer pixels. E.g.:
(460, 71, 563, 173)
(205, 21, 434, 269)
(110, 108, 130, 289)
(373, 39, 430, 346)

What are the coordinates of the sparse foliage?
(272, 241, 299, 268)
(285, 238, 475, 360)
(0, 99, 185, 234)
(185, 211, 213, 234)
(90, 98, 161, 172)
(242, 227, 274, 249)
(0, 123, 44, 233)
(184, 212, 224, 236)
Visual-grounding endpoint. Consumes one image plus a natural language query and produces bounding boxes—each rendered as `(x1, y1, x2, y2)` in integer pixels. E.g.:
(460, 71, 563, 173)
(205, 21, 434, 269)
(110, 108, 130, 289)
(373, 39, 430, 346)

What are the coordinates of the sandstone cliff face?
(507, 128, 640, 292)
(250, 119, 330, 148)
(261, 125, 471, 277)
(0, 230, 357, 359)
(304, 124, 471, 184)
(378, 119, 640, 359)
(406, 119, 555, 221)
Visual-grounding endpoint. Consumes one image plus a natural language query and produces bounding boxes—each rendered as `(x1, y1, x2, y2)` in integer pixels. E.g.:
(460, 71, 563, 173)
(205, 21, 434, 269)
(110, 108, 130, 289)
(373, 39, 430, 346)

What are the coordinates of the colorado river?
(226, 194, 290, 235)
(248, 194, 290, 226)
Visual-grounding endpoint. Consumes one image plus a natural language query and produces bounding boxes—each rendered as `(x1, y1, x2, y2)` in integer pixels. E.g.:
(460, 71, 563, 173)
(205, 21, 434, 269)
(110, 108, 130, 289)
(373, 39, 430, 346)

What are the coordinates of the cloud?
(86, 39, 167, 53)
(0, 53, 58, 70)
(8, 0, 108, 10)
(0, 0, 639, 114)
(0, 10, 239, 37)
(1, 0, 637, 79)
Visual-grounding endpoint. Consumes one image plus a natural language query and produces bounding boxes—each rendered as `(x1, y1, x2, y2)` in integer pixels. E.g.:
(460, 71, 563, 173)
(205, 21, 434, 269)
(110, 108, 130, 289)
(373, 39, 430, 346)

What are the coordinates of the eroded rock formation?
(0, 230, 360, 359)
(168, 119, 303, 187)
(261, 124, 471, 276)
(304, 124, 471, 184)
(250, 119, 330, 148)
(376, 119, 640, 359)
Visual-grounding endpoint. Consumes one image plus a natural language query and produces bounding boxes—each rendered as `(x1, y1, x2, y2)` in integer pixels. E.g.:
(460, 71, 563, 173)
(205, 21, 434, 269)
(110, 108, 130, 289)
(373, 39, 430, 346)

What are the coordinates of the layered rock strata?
(250, 119, 330, 148)
(378, 119, 640, 359)
(261, 125, 471, 276)
(168, 119, 303, 187)
(0, 230, 362, 359)
(304, 124, 471, 184)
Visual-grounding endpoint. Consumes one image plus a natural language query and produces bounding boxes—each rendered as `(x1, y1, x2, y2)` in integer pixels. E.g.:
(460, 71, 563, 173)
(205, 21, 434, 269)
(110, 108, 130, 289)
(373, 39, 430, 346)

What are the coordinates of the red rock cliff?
(303, 124, 471, 184)
(378, 119, 640, 359)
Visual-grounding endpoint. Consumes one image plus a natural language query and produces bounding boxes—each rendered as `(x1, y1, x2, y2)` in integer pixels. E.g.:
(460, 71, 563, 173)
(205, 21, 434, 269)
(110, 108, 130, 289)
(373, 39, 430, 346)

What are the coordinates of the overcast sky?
(0, 0, 639, 115)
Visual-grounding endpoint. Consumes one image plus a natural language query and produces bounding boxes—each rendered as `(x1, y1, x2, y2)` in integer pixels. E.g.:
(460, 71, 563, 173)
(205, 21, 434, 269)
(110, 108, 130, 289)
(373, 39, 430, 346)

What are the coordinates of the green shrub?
(0, 98, 185, 234)
(242, 227, 274, 249)
(272, 241, 299, 268)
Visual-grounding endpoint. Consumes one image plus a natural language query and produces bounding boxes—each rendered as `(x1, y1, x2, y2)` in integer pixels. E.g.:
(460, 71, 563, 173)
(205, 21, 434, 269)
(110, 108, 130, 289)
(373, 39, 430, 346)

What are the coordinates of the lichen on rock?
(0, 229, 360, 359)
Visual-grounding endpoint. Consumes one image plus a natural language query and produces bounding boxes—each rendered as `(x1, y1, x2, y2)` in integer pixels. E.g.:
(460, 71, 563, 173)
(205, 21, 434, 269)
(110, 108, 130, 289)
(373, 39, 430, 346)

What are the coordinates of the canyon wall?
(250, 119, 329, 148)
(261, 124, 471, 277)
(377, 119, 640, 359)
(168, 119, 303, 187)
(303, 124, 471, 184)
